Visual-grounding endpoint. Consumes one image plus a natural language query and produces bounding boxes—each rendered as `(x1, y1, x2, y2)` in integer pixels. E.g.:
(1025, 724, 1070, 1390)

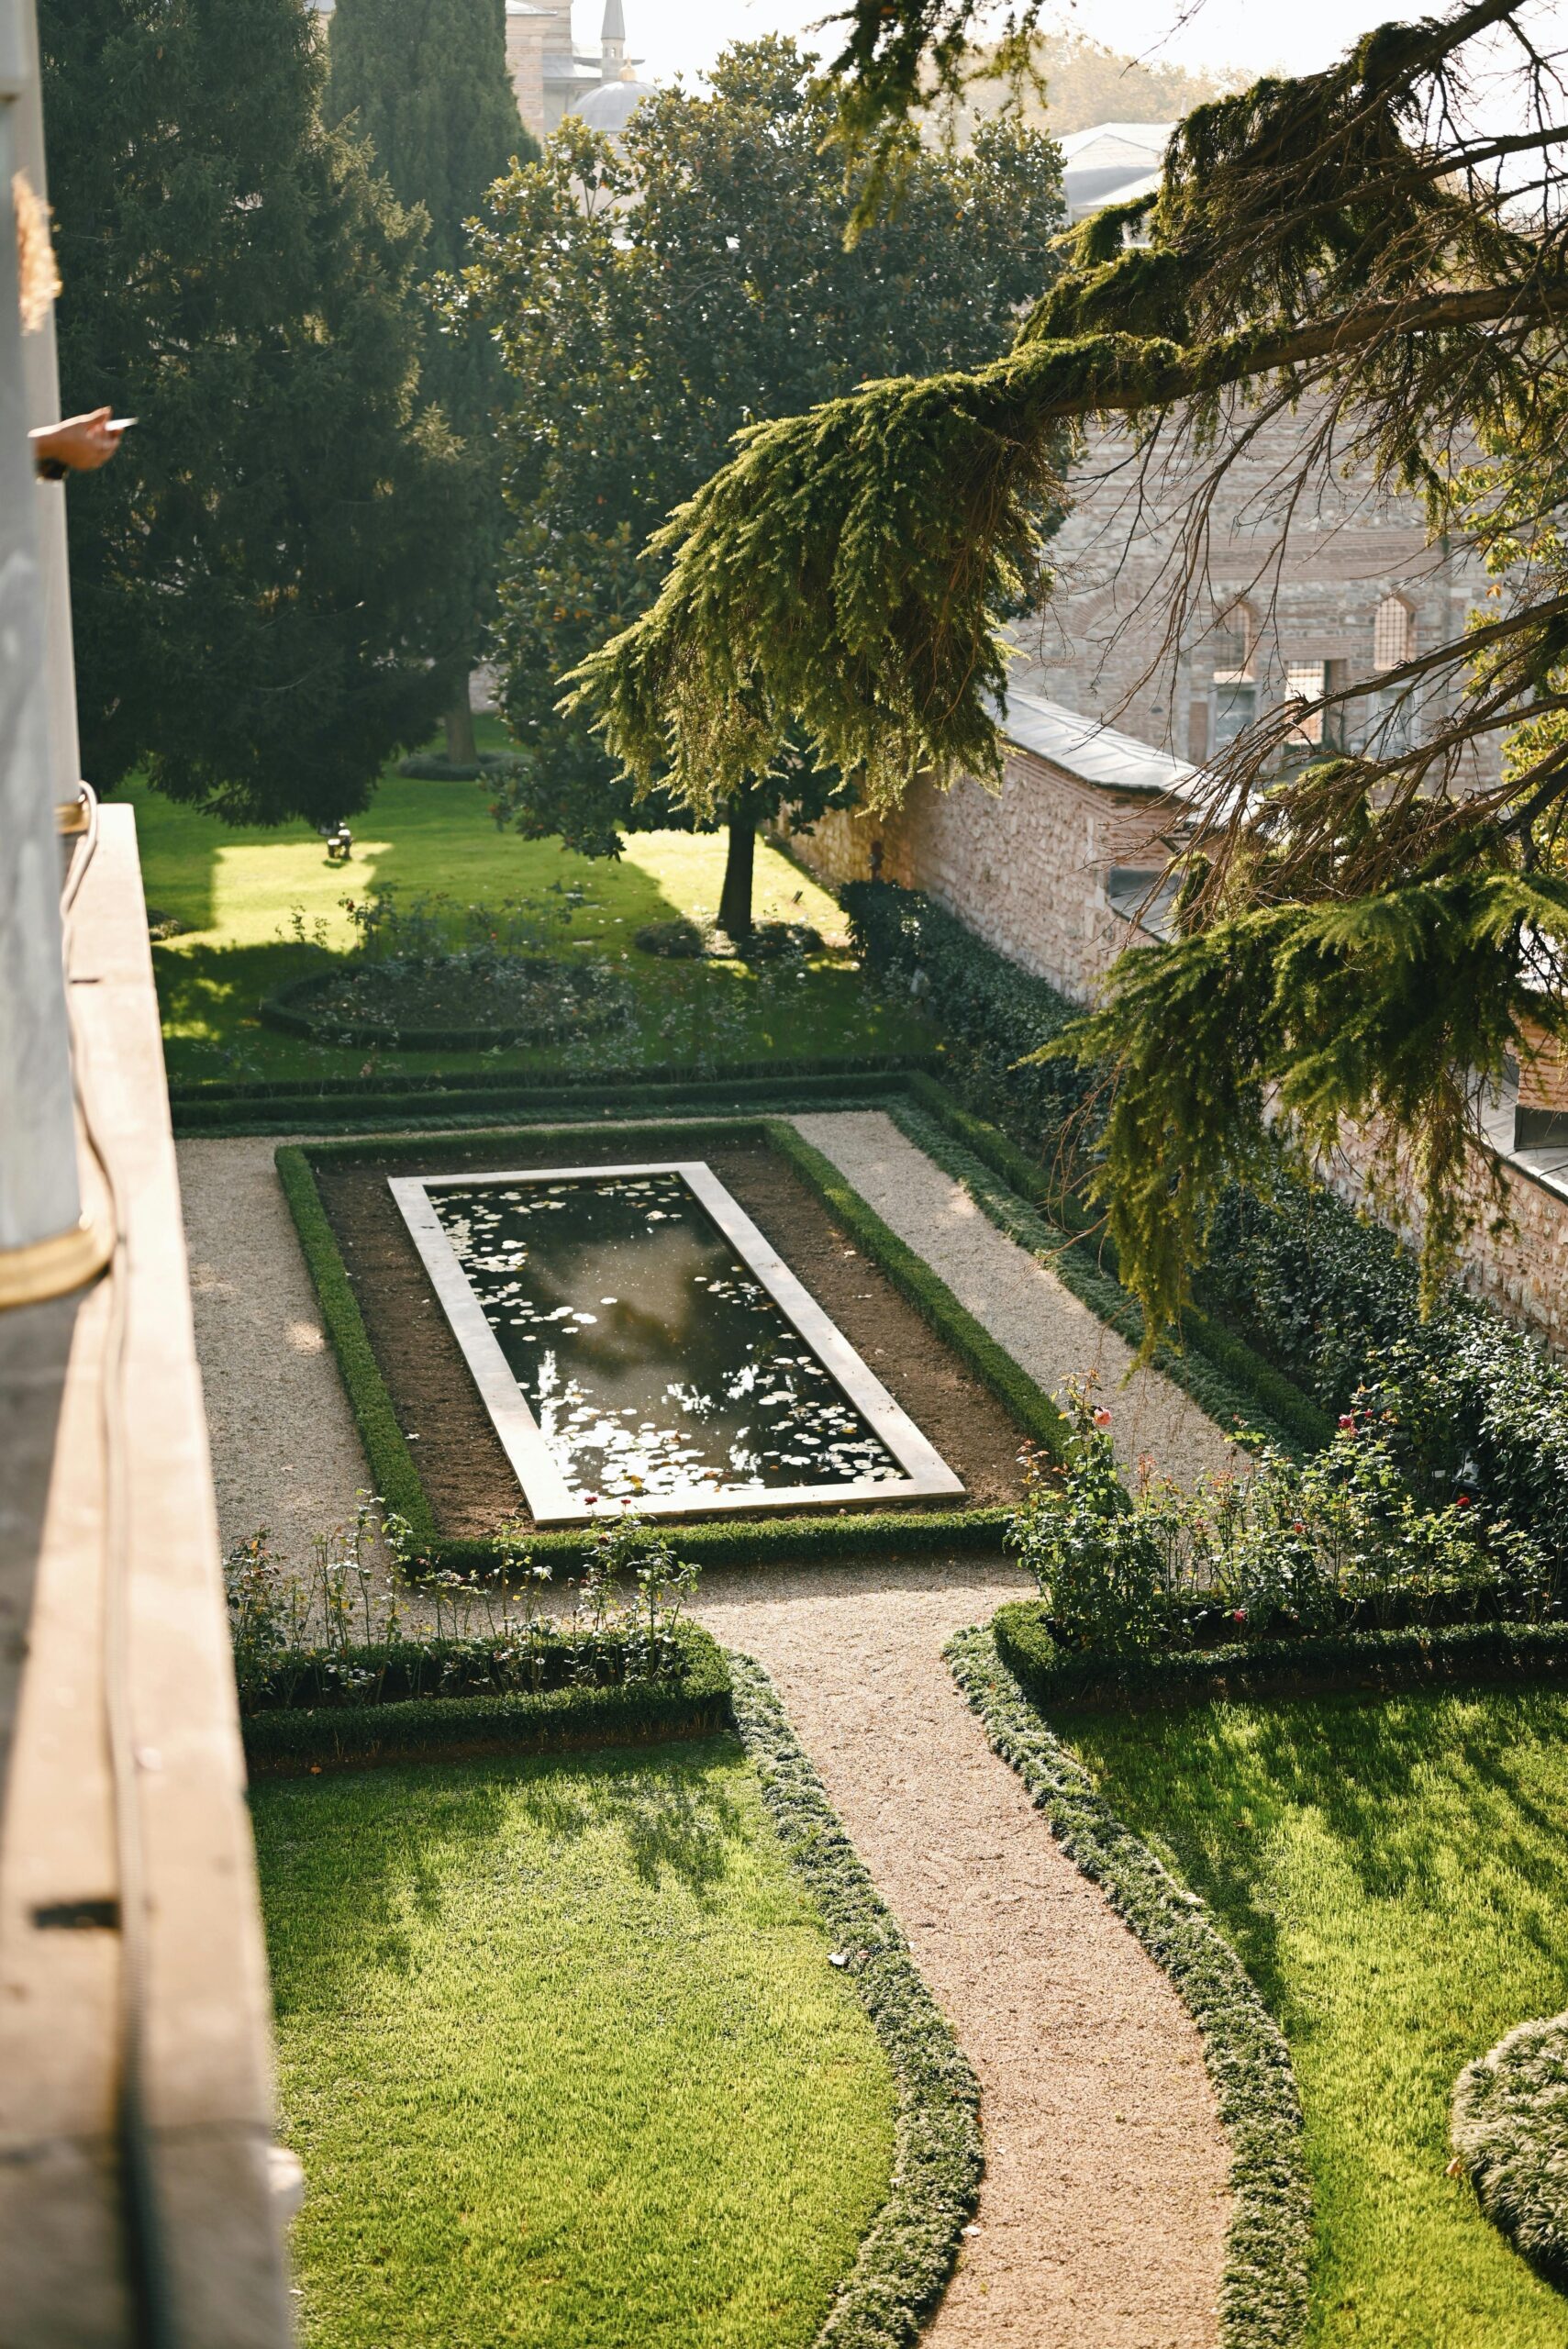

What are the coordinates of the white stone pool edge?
(389, 1159, 967, 1528)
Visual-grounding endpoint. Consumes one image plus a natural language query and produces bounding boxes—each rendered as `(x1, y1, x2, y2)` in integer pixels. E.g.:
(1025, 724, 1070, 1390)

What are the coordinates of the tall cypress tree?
(324, 0, 538, 761)
(40, 0, 469, 826)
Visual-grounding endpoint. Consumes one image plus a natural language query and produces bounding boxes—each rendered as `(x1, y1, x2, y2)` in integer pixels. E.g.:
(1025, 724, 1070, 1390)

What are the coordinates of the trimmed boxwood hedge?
(1451, 2010, 1568, 2287)
(175, 1072, 911, 1141)
(242, 1623, 733, 1774)
(990, 1598, 1568, 1712)
(947, 1624, 1311, 2349)
(276, 1112, 1067, 1572)
(729, 1654, 983, 2347)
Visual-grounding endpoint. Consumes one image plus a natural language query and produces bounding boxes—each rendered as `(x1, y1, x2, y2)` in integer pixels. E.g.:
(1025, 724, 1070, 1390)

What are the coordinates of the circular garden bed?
(261, 955, 632, 1051)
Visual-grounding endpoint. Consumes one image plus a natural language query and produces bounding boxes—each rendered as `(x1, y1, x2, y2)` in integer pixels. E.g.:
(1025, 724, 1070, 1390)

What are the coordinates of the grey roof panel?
(998, 685, 1202, 801)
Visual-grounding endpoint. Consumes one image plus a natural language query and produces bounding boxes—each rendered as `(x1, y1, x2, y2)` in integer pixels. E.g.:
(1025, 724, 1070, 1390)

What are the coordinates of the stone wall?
(789, 746, 1177, 1001)
(1009, 409, 1492, 780)
(1324, 1118, 1568, 1355)
(791, 754, 1568, 1357)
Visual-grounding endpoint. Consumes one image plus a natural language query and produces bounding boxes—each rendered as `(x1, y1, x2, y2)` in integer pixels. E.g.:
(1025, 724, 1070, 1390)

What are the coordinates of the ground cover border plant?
(242, 1621, 734, 1774)
(890, 1089, 1329, 1453)
(946, 1624, 1311, 2349)
(1451, 2011, 1568, 2288)
(169, 1056, 933, 1135)
(728, 1653, 984, 2348)
(276, 1111, 1069, 1573)
(990, 1600, 1568, 1712)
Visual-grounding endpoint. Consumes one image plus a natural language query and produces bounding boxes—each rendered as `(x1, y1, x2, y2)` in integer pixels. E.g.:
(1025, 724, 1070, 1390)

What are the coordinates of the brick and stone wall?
(1009, 411, 1492, 781)
(790, 746, 1179, 1002)
(791, 753, 1568, 1356)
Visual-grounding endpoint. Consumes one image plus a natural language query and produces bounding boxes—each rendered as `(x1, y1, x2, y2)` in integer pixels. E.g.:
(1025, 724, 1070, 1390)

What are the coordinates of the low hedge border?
(242, 1623, 733, 1774)
(1451, 2010, 1568, 2287)
(946, 1625, 1311, 2349)
(898, 1082, 1330, 1455)
(763, 1120, 1070, 1459)
(991, 1598, 1568, 1712)
(172, 1068, 916, 1140)
(275, 1111, 1068, 1572)
(728, 1653, 984, 2348)
(169, 1049, 938, 1108)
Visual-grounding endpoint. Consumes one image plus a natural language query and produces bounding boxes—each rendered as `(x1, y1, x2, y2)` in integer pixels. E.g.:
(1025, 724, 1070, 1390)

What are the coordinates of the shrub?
(1008, 1379, 1555, 1656)
(851, 878, 1568, 1575)
(1452, 2012, 1568, 2283)
(225, 1505, 702, 1713)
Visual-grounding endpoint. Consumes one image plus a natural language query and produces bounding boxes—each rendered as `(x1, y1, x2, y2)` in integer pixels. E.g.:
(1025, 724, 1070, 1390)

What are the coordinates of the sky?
(605, 0, 1525, 91)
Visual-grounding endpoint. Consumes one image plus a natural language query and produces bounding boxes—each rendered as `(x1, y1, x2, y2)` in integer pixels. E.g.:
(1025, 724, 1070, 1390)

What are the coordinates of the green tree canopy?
(41, 0, 472, 827)
(324, 0, 529, 275)
(462, 35, 1064, 932)
(575, 0, 1568, 1312)
(323, 0, 539, 763)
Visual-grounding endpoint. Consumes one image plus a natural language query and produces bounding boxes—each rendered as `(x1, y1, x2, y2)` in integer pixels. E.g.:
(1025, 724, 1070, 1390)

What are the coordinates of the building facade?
(308, 0, 652, 146)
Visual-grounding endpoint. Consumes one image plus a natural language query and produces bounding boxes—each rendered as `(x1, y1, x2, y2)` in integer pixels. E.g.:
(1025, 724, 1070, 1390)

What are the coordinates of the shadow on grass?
(1071, 1685, 1568, 2041)
(253, 1737, 750, 2006)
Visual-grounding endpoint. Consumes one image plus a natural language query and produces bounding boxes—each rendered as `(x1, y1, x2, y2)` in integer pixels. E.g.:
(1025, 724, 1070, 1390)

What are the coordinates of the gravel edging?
(728, 1653, 984, 2348)
(1452, 2010, 1568, 2284)
(945, 1626, 1312, 2349)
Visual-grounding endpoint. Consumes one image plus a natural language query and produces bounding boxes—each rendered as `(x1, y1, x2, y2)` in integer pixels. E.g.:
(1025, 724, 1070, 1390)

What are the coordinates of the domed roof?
(576, 76, 654, 133)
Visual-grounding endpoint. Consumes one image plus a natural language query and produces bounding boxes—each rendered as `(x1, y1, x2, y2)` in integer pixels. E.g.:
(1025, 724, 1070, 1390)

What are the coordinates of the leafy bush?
(842, 880, 1093, 1164)
(851, 877, 1568, 1574)
(225, 1503, 701, 1713)
(396, 748, 521, 782)
(271, 886, 633, 1044)
(1451, 2012, 1568, 2283)
(1009, 1379, 1555, 1655)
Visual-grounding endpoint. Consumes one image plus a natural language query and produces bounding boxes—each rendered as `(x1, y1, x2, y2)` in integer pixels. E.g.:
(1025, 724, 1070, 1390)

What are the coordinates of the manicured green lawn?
(122, 732, 926, 1087)
(253, 1740, 896, 2349)
(1071, 1687, 1568, 2348)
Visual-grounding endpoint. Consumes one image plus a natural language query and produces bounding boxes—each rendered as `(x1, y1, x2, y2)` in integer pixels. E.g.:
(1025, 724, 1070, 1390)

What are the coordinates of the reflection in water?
(431, 1172, 903, 1503)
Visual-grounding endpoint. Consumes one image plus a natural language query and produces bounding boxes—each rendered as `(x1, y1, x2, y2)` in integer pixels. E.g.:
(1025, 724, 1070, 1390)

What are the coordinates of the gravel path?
(179, 1136, 376, 1565)
(180, 1127, 1235, 2343)
(693, 1560, 1230, 2347)
(792, 1110, 1239, 1486)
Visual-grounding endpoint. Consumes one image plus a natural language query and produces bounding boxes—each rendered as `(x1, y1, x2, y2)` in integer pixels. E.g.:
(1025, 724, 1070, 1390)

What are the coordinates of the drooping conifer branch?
(572, 1, 1568, 1336)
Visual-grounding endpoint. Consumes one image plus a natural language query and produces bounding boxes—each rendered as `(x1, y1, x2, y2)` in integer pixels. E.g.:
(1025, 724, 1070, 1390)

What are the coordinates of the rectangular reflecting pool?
(390, 1161, 964, 1525)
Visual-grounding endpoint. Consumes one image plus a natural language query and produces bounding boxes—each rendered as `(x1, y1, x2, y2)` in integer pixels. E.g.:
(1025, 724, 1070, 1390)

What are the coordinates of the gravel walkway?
(792, 1110, 1239, 1486)
(180, 1126, 1236, 2343)
(179, 1136, 376, 1566)
(692, 1561, 1230, 2347)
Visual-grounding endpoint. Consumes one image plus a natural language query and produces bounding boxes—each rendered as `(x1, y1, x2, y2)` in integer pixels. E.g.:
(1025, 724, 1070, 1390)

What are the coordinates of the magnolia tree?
(459, 37, 1064, 936)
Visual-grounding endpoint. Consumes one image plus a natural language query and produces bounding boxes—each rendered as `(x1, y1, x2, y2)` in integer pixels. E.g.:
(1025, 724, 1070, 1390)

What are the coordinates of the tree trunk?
(717, 809, 756, 941)
(443, 674, 478, 767)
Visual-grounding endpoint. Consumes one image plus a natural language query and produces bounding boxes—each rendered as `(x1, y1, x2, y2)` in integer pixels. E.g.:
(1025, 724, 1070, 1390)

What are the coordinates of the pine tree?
(40, 0, 469, 826)
(324, 0, 539, 761)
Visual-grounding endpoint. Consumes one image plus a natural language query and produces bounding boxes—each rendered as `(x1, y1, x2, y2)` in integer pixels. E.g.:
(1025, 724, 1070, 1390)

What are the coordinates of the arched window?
(1373, 595, 1413, 672)
(1210, 600, 1255, 680)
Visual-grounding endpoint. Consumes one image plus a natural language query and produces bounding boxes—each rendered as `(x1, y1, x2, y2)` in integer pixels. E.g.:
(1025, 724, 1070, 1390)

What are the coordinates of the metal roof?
(998, 685, 1202, 802)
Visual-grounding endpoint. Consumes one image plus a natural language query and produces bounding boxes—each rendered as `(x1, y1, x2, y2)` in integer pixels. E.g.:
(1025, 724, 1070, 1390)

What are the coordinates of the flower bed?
(229, 1511, 732, 1772)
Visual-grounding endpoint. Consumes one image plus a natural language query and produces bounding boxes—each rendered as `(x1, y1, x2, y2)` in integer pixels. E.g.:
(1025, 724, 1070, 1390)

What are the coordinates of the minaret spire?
(600, 0, 626, 82)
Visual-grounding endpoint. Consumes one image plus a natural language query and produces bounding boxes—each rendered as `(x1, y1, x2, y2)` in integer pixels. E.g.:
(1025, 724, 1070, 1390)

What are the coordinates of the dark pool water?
(430, 1171, 904, 1504)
